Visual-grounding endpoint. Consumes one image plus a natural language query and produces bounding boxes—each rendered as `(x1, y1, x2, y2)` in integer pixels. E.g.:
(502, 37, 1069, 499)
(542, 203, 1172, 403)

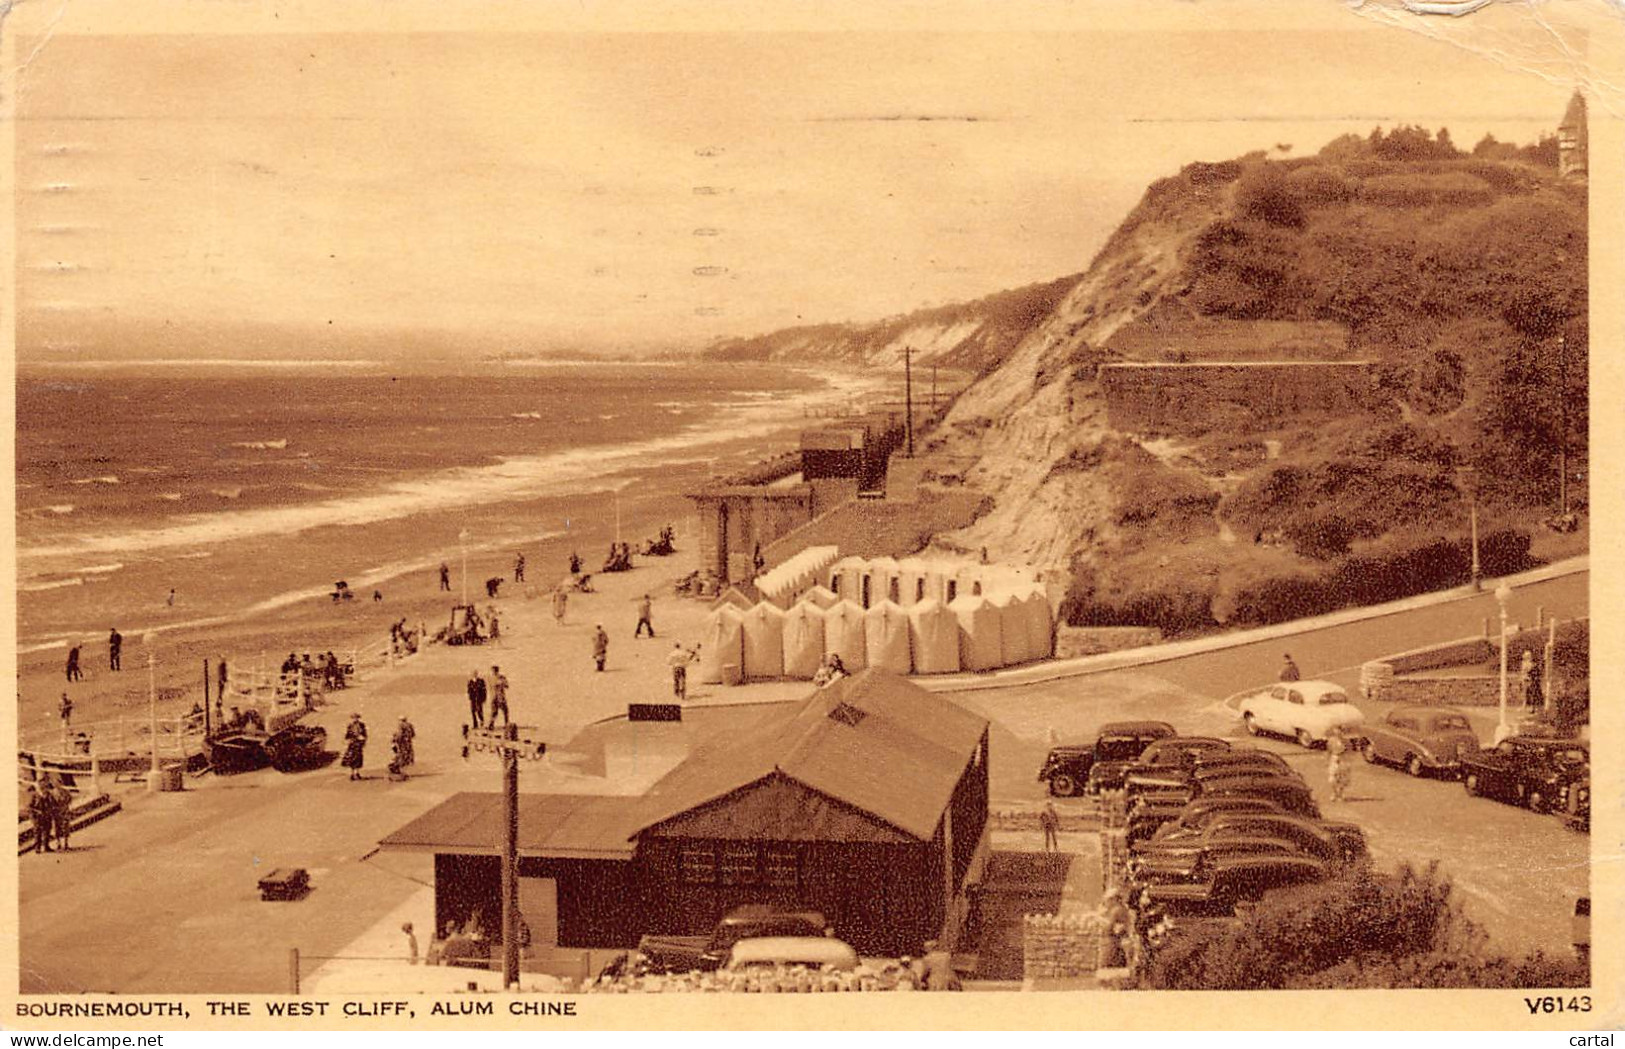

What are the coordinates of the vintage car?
(1133, 813, 1367, 867)
(1131, 796, 1289, 844)
(1037, 720, 1177, 797)
(636, 905, 828, 973)
(1125, 751, 1297, 795)
(1361, 705, 1480, 777)
(1128, 736, 1232, 772)
(1129, 839, 1305, 887)
(723, 936, 859, 973)
(1127, 766, 1305, 806)
(1237, 680, 1367, 748)
(1566, 777, 1590, 833)
(1137, 854, 1331, 918)
(1459, 736, 1589, 813)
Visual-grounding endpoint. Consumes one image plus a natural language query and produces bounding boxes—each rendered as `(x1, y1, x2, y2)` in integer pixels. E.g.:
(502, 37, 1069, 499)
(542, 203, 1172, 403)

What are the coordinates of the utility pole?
(931, 364, 938, 413)
(904, 345, 914, 458)
(1557, 333, 1569, 516)
(145, 633, 160, 791)
(465, 723, 547, 989)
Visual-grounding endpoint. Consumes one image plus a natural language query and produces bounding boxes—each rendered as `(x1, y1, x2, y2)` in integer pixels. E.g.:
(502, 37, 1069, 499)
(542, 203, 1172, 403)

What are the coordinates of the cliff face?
(702, 274, 1080, 374)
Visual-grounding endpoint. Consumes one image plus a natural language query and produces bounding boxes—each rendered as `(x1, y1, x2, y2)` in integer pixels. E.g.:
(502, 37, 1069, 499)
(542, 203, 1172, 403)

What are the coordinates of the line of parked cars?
(1043, 682, 1589, 831)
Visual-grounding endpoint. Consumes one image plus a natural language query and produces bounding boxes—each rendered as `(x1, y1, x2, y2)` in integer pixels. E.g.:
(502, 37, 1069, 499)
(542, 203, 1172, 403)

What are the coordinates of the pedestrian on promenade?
(65, 646, 82, 683)
(489, 666, 510, 726)
(634, 593, 655, 639)
(552, 588, 568, 627)
(28, 785, 53, 853)
(1040, 801, 1060, 852)
(402, 923, 419, 965)
(1522, 650, 1543, 708)
(467, 669, 487, 728)
(569, 551, 582, 576)
(216, 659, 228, 714)
(668, 642, 698, 701)
(394, 715, 416, 768)
(342, 713, 368, 780)
(108, 628, 122, 671)
(1326, 727, 1352, 802)
(593, 625, 609, 672)
(166, 588, 176, 607)
(59, 692, 73, 732)
(514, 552, 526, 583)
(438, 563, 451, 592)
(1279, 653, 1301, 682)
(49, 781, 73, 851)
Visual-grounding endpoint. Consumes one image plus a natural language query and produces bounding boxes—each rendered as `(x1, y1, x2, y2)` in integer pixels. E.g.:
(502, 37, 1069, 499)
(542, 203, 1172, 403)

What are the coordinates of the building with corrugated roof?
(378, 669, 991, 958)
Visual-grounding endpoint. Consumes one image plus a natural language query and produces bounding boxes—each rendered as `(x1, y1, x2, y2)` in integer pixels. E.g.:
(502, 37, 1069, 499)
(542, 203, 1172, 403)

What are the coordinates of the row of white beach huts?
(698, 547, 1056, 683)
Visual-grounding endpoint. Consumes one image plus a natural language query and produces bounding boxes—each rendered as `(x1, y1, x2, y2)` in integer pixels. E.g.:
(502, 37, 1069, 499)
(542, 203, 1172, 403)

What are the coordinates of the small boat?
(207, 723, 329, 774)
(266, 724, 329, 772)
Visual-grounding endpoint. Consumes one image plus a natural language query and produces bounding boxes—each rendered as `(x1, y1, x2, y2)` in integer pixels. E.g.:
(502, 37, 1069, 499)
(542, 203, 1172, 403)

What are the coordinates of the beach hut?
(828, 557, 867, 605)
(865, 557, 902, 608)
(781, 602, 828, 679)
(698, 604, 746, 684)
(823, 600, 868, 672)
(907, 598, 960, 675)
(802, 584, 840, 609)
(952, 565, 987, 602)
(949, 593, 1003, 672)
(741, 602, 787, 679)
(896, 558, 931, 607)
(990, 590, 1029, 666)
(863, 601, 912, 674)
(1019, 584, 1055, 660)
(710, 588, 755, 613)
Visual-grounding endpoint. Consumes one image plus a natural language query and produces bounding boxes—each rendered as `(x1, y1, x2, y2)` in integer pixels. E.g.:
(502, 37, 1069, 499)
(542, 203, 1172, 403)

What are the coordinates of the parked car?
(1123, 749, 1293, 793)
(1566, 776, 1590, 833)
(1572, 896, 1590, 966)
(1237, 680, 1367, 748)
(1460, 736, 1589, 813)
(1130, 838, 1304, 886)
(1130, 736, 1232, 772)
(1361, 705, 1480, 777)
(1128, 767, 1307, 806)
(723, 936, 859, 973)
(1135, 813, 1367, 867)
(636, 905, 828, 973)
(1137, 854, 1331, 918)
(1038, 720, 1177, 797)
(1133, 796, 1289, 845)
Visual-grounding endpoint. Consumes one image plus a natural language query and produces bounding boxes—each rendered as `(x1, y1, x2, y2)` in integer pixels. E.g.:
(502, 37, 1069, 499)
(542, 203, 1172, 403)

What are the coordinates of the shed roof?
(378, 792, 641, 860)
(634, 668, 987, 842)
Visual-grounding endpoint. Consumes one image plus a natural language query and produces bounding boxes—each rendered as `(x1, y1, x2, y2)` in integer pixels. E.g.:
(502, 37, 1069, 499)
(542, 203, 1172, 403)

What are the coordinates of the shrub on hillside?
(1357, 172, 1496, 208)
(1237, 165, 1306, 228)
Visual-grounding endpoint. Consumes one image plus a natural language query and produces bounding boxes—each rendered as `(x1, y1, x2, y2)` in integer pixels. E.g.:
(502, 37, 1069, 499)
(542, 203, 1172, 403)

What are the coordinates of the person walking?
(108, 628, 122, 671)
(1326, 727, 1352, 802)
(58, 692, 73, 733)
(65, 646, 82, 683)
(489, 666, 510, 726)
(568, 551, 582, 576)
(438, 563, 451, 592)
(634, 593, 655, 639)
(668, 642, 697, 701)
(49, 780, 73, 851)
(1522, 650, 1544, 708)
(1279, 653, 1301, 682)
(1040, 801, 1061, 852)
(592, 625, 609, 672)
(394, 715, 416, 768)
(28, 785, 53, 854)
(514, 552, 526, 583)
(216, 658, 228, 715)
(467, 670, 487, 728)
(552, 587, 568, 627)
(342, 713, 368, 780)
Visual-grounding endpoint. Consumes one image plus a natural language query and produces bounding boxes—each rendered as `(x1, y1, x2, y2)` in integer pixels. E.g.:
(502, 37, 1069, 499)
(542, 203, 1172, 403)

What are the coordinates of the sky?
(13, 23, 1585, 357)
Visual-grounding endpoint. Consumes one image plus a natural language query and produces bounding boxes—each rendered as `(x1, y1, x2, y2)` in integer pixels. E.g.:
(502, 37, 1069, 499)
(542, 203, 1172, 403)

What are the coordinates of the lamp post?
(1494, 582, 1513, 745)
(465, 724, 547, 990)
(458, 528, 470, 606)
(1458, 466, 1480, 591)
(145, 632, 160, 791)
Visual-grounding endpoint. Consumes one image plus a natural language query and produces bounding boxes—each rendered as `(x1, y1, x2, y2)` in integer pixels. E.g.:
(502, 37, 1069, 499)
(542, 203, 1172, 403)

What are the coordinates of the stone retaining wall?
(1022, 913, 1109, 979)
(1055, 626, 1164, 660)
(1369, 672, 1525, 707)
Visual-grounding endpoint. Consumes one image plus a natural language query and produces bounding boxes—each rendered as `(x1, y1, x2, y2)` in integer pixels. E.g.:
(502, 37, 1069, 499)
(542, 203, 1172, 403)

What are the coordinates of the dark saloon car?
(1137, 854, 1331, 918)
(1459, 736, 1589, 813)
(1361, 705, 1480, 778)
(1038, 720, 1176, 797)
(636, 905, 828, 973)
(1131, 795, 1289, 845)
(1134, 813, 1367, 867)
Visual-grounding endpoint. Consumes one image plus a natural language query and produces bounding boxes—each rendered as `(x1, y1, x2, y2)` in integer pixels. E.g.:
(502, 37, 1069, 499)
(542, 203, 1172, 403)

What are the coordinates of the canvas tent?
(864, 601, 912, 673)
(829, 557, 866, 605)
(865, 557, 902, 608)
(698, 604, 746, 684)
(907, 598, 960, 675)
(949, 593, 1003, 672)
(990, 591, 1029, 666)
(803, 584, 840, 609)
(823, 599, 868, 671)
(781, 601, 828, 679)
(1019, 586, 1054, 660)
(741, 602, 787, 679)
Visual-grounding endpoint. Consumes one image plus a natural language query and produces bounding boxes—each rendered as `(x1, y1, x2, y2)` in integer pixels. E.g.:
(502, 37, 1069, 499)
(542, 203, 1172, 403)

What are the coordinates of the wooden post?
(501, 723, 520, 989)
(288, 947, 300, 995)
(203, 660, 212, 740)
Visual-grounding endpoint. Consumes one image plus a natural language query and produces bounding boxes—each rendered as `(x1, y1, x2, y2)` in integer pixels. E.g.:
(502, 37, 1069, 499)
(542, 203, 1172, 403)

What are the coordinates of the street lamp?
(1458, 466, 1480, 591)
(1493, 582, 1513, 745)
(144, 632, 160, 792)
(465, 724, 548, 990)
(458, 528, 470, 606)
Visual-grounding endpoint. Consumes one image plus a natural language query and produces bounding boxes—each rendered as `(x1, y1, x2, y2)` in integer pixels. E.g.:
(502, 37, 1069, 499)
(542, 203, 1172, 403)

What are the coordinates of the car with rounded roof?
(1131, 795, 1290, 845)
(1460, 736, 1588, 813)
(1137, 854, 1331, 918)
(1134, 813, 1366, 867)
(1237, 680, 1367, 748)
(1038, 720, 1177, 797)
(723, 936, 860, 972)
(1361, 705, 1480, 778)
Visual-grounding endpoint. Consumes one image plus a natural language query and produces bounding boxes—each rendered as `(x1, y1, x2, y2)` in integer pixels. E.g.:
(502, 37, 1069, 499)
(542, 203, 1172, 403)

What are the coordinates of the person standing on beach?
(634, 593, 655, 639)
(439, 563, 451, 592)
(65, 646, 82, 683)
(467, 670, 487, 728)
(552, 587, 568, 626)
(28, 786, 53, 854)
(489, 666, 510, 726)
(342, 713, 368, 780)
(216, 659, 228, 715)
(49, 780, 73, 851)
(592, 626, 609, 672)
(514, 553, 526, 583)
(1279, 653, 1301, 682)
(668, 642, 697, 701)
(569, 551, 582, 576)
(166, 588, 176, 607)
(108, 628, 122, 671)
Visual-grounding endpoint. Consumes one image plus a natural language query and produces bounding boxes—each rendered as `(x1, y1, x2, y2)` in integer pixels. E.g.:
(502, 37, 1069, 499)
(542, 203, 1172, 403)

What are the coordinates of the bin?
(720, 663, 743, 687)
(157, 764, 184, 792)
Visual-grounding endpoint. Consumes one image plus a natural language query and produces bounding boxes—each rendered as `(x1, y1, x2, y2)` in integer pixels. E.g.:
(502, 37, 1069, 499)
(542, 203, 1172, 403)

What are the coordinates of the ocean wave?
(211, 488, 244, 500)
(32, 358, 386, 370)
(45, 504, 75, 515)
(19, 370, 888, 561)
(158, 493, 184, 502)
(21, 577, 84, 593)
(79, 562, 123, 575)
(231, 438, 289, 450)
(510, 411, 543, 420)
(71, 475, 119, 485)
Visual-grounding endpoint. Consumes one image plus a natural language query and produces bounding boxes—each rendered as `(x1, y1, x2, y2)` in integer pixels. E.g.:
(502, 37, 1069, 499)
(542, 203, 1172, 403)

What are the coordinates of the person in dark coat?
(59, 692, 74, 732)
(28, 786, 53, 853)
(592, 625, 609, 672)
(467, 670, 487, 728)
(488, 667, 509, 726)
(65, 646, 82, 682)
(514, 553, 525, 583)
(1522, 651, 1544, 708)
(439, 563, 451, 591)
(49, 781, 73, 851)
(108, 628, 122, 671)
(342, 713, 368, 780)
(1279, 653, 1301, 682)
(634, 593, 655, 639)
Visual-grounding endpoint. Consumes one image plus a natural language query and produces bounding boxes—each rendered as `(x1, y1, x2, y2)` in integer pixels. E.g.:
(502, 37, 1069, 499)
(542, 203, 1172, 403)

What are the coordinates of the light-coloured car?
(1361, 705, 1479, 777)
(723, 936, 859, 972)
(1237, 679, 1366, 748)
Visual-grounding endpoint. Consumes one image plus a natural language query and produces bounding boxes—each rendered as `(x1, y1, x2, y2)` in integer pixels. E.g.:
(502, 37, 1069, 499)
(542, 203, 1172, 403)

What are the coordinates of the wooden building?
(379, 670, 991, 957)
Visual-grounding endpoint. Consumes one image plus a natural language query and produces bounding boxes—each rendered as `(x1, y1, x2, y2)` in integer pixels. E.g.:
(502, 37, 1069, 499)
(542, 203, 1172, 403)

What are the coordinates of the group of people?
(812, 654, 849, 689)
(603, 542, 634, 573)
(280, 651, 348, 692)
(26, 779, 75, 854)
(388, 619, 420, 659)
(642, 524, 677, 557)
(63, 629, 122, 682)
(465, 665, 511, 728)
(339, 711, 417, 782)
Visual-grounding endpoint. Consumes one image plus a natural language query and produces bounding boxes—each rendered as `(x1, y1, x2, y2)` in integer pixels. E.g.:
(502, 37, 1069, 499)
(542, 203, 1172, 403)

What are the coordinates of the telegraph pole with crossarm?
(464, 723, 547, 989)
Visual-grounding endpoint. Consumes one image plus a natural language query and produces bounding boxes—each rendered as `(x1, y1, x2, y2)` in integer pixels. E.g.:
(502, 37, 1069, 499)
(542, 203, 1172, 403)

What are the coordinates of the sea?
(15, 359, 872, 658)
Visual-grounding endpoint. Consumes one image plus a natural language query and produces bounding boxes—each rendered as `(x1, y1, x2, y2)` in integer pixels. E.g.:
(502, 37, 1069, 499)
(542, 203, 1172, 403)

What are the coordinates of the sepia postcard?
(2, 0, 1620, 1032)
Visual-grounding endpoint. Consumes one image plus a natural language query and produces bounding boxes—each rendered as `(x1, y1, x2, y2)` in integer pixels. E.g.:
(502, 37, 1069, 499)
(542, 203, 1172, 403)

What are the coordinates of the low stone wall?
(1384, 635, 1493, 675)
(1370, 672, 1527, 708)
(1022, 913, 1110, 980)
(990, 807, 1099, 833)
(1055, 626, 1164, 660)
